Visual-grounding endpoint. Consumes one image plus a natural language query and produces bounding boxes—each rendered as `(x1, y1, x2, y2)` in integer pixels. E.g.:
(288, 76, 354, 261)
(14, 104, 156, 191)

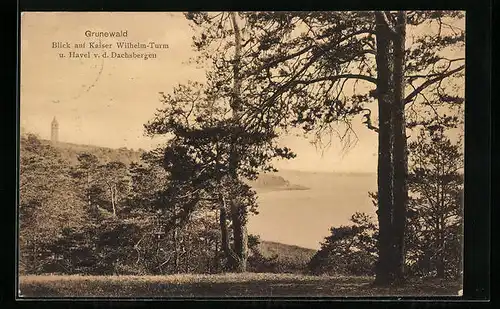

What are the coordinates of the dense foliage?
(308, 212, 378, 276)
(19, 133, 297, 275)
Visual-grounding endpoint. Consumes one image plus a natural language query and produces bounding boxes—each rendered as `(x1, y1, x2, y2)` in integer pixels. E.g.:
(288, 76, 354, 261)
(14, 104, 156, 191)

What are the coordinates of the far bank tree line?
(19, 11, 464, 285)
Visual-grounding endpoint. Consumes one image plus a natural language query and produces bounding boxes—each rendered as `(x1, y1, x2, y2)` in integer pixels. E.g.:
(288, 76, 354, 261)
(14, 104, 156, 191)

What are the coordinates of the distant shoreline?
(275, 169, 377, 176)
(253, 184, 310, 193)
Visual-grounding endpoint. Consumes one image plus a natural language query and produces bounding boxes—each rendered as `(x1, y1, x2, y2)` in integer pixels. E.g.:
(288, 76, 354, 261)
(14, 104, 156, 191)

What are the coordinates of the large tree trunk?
(436, 235, 446, 278)
(230, 202, 248, 272)
(436, 211, 446, 278)
(219, 195, 240, 271)
(437, 164, 447, 278)
(214, 208, 221, 272)
(171, 204, 180, 273)
(173, 220, 180, 273)
(227, 11, 248, 273)
(391, 11, 408, 284)
(373, 11, 395, 286)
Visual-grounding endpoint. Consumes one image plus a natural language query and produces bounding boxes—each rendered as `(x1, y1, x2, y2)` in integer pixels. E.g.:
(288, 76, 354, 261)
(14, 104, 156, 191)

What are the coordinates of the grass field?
(19, 273, 462, 298)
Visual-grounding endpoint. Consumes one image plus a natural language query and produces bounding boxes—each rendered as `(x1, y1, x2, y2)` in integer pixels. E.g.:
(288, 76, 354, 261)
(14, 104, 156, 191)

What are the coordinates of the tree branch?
(361, 108, 379, 133)
(294, 74, 377, 86)
(406, 58, 465, 81)
(404, 65, 465, 105)
(254, 45, 314, 73)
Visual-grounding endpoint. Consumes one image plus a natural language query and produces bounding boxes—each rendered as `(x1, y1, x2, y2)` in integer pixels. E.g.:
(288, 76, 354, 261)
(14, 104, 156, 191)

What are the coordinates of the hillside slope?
(259, 241, 317, 264)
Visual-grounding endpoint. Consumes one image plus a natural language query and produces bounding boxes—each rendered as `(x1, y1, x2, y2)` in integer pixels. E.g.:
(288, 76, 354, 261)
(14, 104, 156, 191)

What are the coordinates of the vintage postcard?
(18, 11, 465, 298)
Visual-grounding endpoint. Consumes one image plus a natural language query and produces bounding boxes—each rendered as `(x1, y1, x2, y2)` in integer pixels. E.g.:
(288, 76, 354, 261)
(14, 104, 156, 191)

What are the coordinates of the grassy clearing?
(19, 273, 462, 298)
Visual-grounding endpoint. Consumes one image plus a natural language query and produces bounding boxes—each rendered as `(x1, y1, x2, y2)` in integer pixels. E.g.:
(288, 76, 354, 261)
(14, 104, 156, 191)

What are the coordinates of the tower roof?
(51, 117, 58, 125)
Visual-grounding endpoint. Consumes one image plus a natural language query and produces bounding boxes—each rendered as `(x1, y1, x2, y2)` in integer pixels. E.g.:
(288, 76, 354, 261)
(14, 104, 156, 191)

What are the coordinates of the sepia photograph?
(18, 11, 465, 298)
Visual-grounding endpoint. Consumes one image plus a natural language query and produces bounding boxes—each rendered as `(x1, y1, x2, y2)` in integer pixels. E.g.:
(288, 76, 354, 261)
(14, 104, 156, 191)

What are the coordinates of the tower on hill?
(51, 117, 59, 143)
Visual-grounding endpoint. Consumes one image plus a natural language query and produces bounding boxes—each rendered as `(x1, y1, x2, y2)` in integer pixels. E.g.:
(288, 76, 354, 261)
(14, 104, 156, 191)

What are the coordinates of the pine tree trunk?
(206, 238, 212, 273)
(228, 11, 248, 273)
(373, 11, 395, 286)
(230, 203, 248, 272)
(87, 172, 91, 207)
(173, 223, 180, 273)
(437, 252, 445, 278)
(436, 214, 446, 278)
(214, 208, 220, 272)
(219, 195, 240, 270)
(111, 185, 116, 217)
(115, 186, 119, 216)
(437, 167, 447, 278)
(391, 11, 408, 284)
(185, 243, 192, 273)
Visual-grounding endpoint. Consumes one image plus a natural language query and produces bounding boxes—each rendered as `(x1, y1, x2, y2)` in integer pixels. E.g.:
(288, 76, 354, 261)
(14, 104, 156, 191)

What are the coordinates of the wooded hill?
(43, 140, 143, 166)
(43, 139, 309, 192)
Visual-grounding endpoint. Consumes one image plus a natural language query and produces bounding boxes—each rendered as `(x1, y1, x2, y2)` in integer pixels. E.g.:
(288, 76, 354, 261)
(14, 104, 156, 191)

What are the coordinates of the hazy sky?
(20, 12, 400, 173)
